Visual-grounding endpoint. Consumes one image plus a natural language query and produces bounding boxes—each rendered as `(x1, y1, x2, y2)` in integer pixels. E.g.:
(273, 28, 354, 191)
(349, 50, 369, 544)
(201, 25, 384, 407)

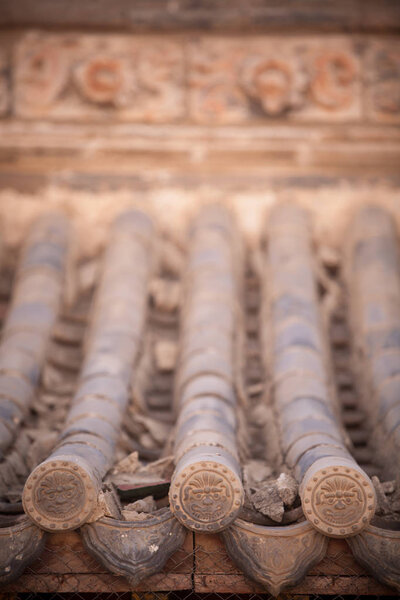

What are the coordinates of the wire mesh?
(2, 528, 398, 599)
(10, 592, 400, 600)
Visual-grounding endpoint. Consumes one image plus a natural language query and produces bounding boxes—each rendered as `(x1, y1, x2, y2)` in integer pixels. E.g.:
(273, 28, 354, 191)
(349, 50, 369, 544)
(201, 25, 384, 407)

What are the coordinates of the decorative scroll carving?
(222, 519, 328, 596)
(74, 56, 133, 106)
(347, 524, 400, 592)
(188, 39, 305, 122)
(13, 32, 366, 123)
(310, 51, 357, 111)
(14, 35, 70, 109)
(14, 34, 400, 124)
(188, 37, 360, 123)
(241, 56, 307, 116)
(366, 41, 400, 123)
(81, 510, 186, 586)
(0, 517, 47, 584)
(14, 32, 184, 121)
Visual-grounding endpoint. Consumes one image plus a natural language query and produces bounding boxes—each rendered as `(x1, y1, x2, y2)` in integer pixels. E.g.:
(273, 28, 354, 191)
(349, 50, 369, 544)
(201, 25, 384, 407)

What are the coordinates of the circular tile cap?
(22, 459, 98, 532)
(300, 458, 376, 538)
(169, 460, 244, 533)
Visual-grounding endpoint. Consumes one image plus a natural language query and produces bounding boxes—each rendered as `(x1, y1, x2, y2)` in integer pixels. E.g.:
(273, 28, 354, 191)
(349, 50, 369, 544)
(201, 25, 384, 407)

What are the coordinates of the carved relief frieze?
(187, 37, 361, 123)
(14, 32, 185, 121)
(11, 32, 400, 124)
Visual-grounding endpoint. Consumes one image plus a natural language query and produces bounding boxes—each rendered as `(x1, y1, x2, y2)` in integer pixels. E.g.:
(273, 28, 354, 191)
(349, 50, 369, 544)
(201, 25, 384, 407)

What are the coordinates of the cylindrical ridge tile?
(23, 209, 155, 531)
(0, 214, 70, 456)
(23, 456, 100, 531)
(345, 205, 400, 475)
(300, 457, 376, 538)
(263, 203, 375, 538)
(169, 206, 244, 532)
(170, 458, 243, 533)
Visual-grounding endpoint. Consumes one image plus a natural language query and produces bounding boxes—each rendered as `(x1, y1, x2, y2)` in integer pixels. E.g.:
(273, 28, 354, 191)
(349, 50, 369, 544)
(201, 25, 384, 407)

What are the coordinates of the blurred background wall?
(0, 0, 399, 258)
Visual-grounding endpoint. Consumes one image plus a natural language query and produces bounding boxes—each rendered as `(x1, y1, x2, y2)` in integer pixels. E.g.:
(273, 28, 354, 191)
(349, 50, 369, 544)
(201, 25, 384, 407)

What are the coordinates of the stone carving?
(347, 524, 400, 592)
(11, 35, 400, 123)
(188, 39, 303, 122)
(0, 517, 47, 584)
(366, 42, 400, 123)
(13, 34, 400, 124)
(310, 51, 357, 111)
(14, 33, 184, 121)
(13, 32, 366, 123)
(188, 37, 360, 122)
(241, 56, 307, 116)
(81, 510, 186, 586)
(14, 34, 70, 109)
(222, 519, 328, 596)
(74, 55, 134, 106)
(23, 460, 96, 531)
(301, 463, 376, 538)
